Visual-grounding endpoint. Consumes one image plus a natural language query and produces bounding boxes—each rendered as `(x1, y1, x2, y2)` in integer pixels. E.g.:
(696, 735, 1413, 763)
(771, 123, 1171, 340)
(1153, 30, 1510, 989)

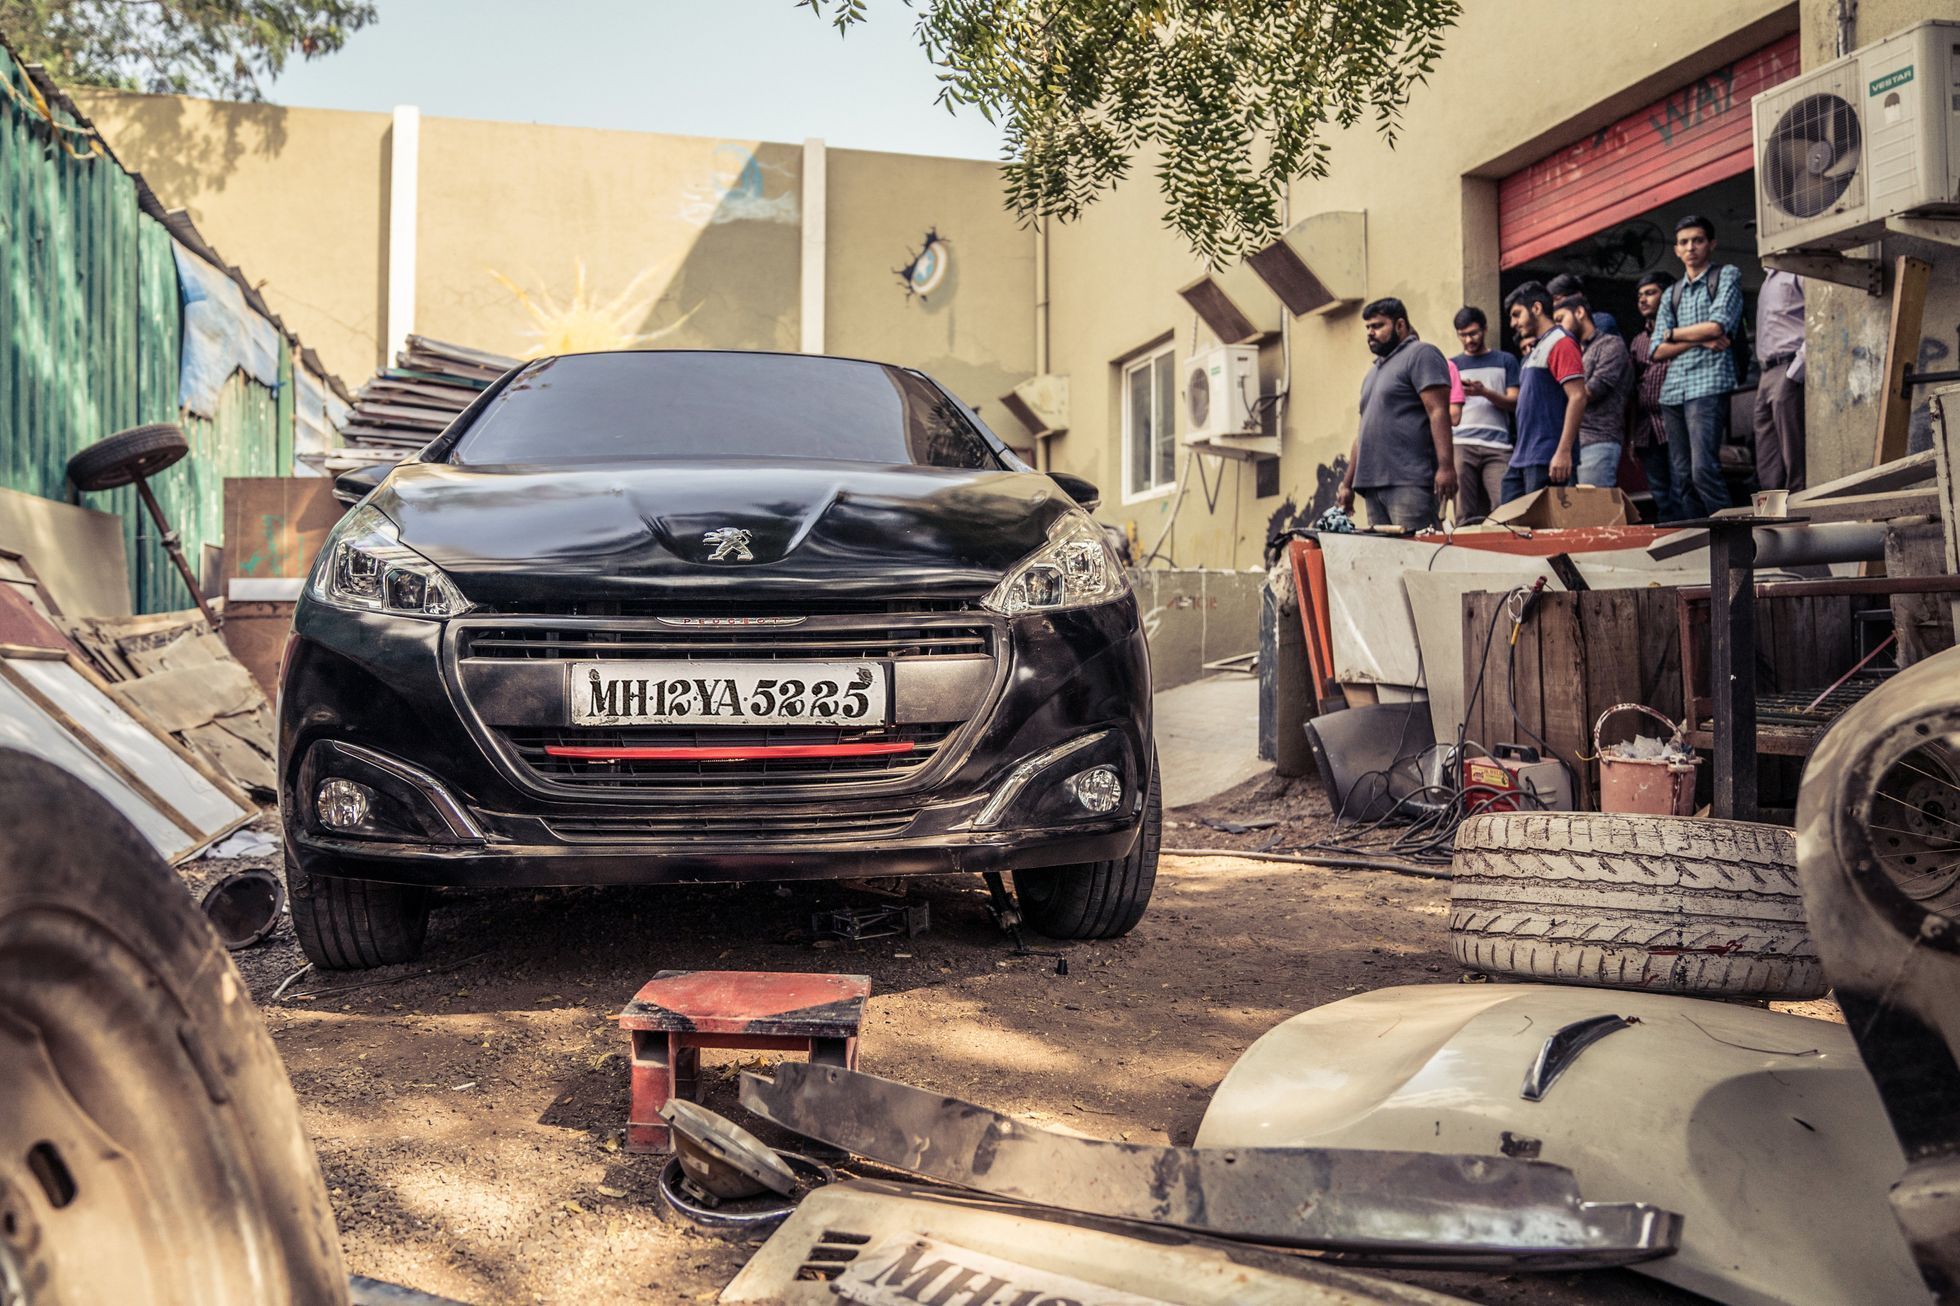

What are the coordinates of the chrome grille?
(544, 807, 921, 843)
(502, 723, 957, 790)
(462, 624, 991, 661)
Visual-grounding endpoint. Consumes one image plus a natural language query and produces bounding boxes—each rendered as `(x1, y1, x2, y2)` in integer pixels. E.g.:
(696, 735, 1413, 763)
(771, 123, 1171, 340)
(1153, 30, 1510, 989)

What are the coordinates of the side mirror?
(1049, 472, 1101, 513)
(332, 463, 393, 506)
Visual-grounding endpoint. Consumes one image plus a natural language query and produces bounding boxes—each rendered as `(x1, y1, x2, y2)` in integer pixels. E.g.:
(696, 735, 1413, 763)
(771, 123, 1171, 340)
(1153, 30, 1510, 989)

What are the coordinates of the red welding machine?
(1463, 744, 1574, 813)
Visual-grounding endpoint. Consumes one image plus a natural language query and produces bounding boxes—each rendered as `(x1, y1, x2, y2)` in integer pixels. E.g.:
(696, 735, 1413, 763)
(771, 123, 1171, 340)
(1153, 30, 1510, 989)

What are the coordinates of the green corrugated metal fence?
(2, 50, 299, 613)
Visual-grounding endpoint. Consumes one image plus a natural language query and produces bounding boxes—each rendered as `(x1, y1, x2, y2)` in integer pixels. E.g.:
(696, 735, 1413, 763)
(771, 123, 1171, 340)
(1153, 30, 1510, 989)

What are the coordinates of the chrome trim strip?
(324, 740, 486, 842)
(655, 615, 807, 627)
(973, 731, 1110, 828)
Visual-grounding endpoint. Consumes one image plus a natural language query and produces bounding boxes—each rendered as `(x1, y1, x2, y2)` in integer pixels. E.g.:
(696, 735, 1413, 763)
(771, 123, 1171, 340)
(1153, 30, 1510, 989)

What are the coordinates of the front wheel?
(1013, 754, 1160, 939)
(286, 850, 431, 970)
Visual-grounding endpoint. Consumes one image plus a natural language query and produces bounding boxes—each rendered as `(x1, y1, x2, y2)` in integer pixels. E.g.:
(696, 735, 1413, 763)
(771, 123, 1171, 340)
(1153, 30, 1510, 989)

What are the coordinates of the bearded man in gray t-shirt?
(1336, 297, 1457, 532)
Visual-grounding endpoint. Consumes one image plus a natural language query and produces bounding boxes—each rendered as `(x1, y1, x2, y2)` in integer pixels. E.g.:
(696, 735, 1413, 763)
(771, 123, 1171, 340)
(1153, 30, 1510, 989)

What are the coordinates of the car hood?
(372, 458, 1074, 606)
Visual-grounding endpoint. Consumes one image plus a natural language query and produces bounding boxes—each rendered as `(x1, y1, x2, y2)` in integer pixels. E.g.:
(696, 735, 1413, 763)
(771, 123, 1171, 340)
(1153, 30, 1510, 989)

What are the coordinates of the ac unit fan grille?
(1763, 92, 1864, 221)
(1186, 367, 1210, 428)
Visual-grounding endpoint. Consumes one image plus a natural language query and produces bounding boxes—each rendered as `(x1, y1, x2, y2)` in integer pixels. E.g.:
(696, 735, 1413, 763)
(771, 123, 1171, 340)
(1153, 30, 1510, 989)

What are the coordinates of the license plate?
(569, 661, 887, 726)
(834, 1236, 1173, 1306)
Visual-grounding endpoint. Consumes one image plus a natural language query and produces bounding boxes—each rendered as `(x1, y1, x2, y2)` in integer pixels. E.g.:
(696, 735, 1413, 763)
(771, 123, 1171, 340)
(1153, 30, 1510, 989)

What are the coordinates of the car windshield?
(449, 352, 1004, 470)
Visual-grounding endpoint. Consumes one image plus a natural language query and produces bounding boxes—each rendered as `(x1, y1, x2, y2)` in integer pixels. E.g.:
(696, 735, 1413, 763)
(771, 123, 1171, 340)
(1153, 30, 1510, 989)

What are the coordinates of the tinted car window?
(450, 352, 1003, 470)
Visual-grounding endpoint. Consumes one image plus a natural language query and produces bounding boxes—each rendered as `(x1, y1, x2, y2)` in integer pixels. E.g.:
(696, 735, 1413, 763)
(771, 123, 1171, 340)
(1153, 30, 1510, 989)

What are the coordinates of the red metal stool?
(618, 969, 871, 1152)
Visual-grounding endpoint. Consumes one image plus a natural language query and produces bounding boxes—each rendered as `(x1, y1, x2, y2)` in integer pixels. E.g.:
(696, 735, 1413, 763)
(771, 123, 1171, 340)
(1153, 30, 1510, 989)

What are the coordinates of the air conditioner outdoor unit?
(1182, 344, 1262, 444)
(1754, 20, 1960, 254)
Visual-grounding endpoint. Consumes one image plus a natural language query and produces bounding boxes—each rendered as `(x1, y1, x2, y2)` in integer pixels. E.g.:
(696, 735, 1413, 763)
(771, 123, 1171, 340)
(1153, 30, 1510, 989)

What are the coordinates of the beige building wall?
(414, 118, 803, 360)
(1038, 0, 1797, 567)
(73, 89, 391, 385)
(69, 93, 1034, 414)
(825, 148, 1034, 417)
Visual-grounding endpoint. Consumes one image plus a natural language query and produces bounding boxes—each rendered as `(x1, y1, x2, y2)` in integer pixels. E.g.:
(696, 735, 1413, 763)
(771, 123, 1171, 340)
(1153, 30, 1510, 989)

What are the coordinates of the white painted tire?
(1448, 812, 1826, 999)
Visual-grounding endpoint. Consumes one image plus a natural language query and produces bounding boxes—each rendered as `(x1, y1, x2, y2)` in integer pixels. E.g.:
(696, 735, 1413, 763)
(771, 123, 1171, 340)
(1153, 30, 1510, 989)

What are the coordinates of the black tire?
(66, 422, 191, 491)
(0, 748, 348, 1303)
(287, 849, 432, 970)
(1449, 811, 1824, 999)
(1013, 754, 1161, 940)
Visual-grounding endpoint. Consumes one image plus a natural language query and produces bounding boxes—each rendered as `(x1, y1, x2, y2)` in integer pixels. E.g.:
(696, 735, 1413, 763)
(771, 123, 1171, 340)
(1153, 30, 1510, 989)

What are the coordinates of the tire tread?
(1447, 812, 1824, 999)
(287, 853, 430, 970)
(1014, 756, 1161, 940)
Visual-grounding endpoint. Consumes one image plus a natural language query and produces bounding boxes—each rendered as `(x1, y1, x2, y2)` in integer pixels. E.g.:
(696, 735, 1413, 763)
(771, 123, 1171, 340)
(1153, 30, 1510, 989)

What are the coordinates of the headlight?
(982, 513, 1129, 615)
(311, 504, 472, 618)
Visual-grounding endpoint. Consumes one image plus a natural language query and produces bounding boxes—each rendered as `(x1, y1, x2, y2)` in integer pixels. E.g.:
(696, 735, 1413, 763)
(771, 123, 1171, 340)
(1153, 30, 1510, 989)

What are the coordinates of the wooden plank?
(58, 652, 255, 812)
(1932, 390, 1960, 635)
(1462, 592, 1509, 753)
(0, 658, 201, 838)
(1884, 522, 1954, 665)
(0, 486, 132, 618)
(1583, 590, 1641, 736)
(1716, 489, 1944, 524)
(1875, 256, 1932, 467)
(224, 477, 347, 582)
(1510, 595, 1546, 760)
(1789, 449, 1935, 504)
(1537, 597, 1592, 805)
(1636, 589, 1685, 723)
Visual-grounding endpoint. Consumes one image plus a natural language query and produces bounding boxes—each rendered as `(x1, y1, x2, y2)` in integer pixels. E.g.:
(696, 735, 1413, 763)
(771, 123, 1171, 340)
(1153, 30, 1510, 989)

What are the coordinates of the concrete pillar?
(385, 105, 420, 368)
(801, 137, 826, 355)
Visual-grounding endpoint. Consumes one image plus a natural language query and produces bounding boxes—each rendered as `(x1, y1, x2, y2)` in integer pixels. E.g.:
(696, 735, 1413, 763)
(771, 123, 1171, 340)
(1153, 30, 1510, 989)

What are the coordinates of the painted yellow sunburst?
(488, 260, 695, 358)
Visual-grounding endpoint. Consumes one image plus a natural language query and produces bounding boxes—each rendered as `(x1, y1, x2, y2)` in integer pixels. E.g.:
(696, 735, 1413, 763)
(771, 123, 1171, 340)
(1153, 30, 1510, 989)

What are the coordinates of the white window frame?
(1121, 344, 1178, 505)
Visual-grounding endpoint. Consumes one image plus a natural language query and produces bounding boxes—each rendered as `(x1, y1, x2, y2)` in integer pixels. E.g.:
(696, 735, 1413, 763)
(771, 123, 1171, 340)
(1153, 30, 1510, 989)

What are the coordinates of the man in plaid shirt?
(1651, 214, 1744, 517)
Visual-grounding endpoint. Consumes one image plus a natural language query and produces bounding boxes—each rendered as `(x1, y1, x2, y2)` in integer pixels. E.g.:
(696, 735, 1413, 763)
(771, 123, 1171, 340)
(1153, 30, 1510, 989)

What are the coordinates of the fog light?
(316, 778, 373, 830)
(1065, 766, 1122, 814)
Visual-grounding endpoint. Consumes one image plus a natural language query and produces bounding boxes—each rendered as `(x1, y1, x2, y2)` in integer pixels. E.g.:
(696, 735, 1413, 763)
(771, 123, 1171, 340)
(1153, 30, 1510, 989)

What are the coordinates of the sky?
(263, 0, 1010, 160)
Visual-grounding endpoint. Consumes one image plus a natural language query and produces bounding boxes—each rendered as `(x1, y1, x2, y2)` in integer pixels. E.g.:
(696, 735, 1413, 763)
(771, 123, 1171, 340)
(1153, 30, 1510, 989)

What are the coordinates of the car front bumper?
(279, 597, 1152, 889)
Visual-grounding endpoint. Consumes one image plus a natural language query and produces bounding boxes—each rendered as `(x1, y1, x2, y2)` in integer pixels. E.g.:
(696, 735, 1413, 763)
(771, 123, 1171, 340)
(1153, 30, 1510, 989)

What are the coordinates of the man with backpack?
(1650, 214, 1745, 517)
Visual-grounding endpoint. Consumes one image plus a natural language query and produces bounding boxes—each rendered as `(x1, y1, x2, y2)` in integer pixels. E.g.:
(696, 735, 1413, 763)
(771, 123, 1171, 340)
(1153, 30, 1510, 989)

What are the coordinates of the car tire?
(1013, 753, 1161, 940)
(287, 850, 432, 970)
(1449, 812, 1826, 999)
(0, 749, 349, 1303)
(65, 422, 191, 491)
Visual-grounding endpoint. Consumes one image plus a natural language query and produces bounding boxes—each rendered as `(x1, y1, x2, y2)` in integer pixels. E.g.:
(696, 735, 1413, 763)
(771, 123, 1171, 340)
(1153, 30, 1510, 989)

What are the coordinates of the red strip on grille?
(542, 742, 919, 761)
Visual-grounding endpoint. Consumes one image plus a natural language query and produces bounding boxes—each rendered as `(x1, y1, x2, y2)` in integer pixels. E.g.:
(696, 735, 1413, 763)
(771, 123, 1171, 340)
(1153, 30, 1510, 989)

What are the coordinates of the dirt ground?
(186, 781, 1829, 1305)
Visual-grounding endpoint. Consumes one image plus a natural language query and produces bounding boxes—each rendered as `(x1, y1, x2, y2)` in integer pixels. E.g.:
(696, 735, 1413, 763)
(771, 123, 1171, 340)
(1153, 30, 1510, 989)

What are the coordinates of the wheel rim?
(0, 907, 286, 1303)
(1869, 741, 1960, 910)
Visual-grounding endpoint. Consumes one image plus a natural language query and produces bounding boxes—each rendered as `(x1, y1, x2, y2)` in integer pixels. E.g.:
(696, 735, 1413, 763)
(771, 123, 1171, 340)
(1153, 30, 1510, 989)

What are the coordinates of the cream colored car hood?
(1196, 984, 1919, 1306)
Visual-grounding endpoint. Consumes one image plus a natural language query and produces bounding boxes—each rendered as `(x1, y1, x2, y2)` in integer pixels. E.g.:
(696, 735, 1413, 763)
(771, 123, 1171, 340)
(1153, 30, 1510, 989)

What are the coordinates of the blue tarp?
(172, 241, 282, 417)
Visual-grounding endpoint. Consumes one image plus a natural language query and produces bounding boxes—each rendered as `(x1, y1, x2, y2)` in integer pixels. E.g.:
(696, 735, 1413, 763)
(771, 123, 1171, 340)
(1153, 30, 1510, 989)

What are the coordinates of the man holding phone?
(1450, 305, 1520, 522)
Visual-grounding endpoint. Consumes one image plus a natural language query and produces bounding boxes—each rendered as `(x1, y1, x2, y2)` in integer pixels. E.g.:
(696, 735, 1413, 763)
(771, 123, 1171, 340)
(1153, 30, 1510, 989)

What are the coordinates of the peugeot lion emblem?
(702, 527, 754, 562)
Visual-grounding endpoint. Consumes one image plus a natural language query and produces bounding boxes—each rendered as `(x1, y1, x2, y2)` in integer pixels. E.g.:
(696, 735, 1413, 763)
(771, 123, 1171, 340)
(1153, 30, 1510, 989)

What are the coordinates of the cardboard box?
(223, 478, 345, 583)
(222, 479, 342, 695)
(221, 600, 295, 697)
(1472, 486, 1638, 531)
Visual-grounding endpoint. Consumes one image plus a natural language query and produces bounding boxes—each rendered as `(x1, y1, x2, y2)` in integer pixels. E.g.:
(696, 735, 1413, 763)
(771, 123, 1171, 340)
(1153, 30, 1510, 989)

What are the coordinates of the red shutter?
(1498, 34, 1802, 269)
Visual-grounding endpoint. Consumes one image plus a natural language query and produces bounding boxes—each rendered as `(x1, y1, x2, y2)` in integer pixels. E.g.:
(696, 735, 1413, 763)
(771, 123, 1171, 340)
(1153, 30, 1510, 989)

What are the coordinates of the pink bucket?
(1594, 703, 1699, 816)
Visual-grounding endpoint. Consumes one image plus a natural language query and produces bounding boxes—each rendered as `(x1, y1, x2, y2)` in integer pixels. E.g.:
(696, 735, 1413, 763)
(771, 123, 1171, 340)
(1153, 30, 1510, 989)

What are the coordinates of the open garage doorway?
(1500, 170, 1763, 385)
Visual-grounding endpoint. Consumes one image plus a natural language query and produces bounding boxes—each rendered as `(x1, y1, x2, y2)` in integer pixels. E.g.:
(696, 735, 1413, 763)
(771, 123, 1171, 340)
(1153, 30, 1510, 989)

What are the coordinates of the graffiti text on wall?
(1649, 65, 1740, 147)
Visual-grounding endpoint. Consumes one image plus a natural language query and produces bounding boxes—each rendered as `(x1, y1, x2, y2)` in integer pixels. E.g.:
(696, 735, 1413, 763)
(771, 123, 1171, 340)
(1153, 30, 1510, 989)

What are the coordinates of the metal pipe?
(1033, 215, 1050, 375)
(1751, 522, 1888, 566)
(133, 476, 221, 628)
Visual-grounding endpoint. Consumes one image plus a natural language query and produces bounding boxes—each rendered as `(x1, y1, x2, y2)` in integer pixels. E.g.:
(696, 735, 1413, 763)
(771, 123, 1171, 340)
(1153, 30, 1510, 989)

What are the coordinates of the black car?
(281, 351, 1158, 968)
